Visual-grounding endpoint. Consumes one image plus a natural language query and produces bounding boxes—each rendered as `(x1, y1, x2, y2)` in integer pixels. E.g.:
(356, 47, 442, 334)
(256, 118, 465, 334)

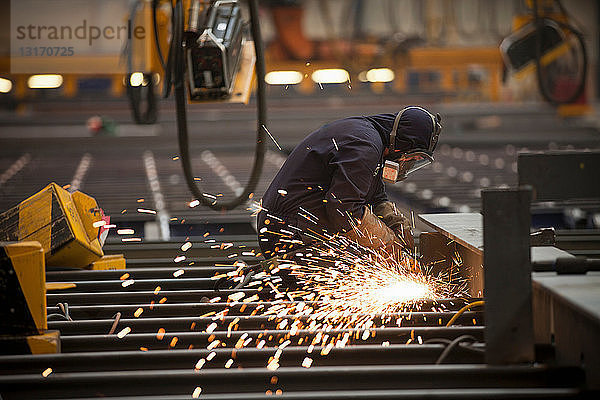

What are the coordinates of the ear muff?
(389, 107, 442, 154)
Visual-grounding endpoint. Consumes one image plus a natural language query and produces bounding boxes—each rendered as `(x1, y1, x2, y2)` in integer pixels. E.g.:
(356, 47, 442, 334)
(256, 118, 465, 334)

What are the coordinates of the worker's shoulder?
(323, 117, 382, 144)
(325, 116, 373, 130)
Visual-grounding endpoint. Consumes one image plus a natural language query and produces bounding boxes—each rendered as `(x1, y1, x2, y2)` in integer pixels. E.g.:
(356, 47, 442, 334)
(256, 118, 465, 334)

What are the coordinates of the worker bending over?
(257, 106, 442, 259)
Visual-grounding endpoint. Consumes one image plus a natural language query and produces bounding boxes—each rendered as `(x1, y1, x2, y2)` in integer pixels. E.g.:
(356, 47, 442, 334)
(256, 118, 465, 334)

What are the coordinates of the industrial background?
(0, 0, 599, 399)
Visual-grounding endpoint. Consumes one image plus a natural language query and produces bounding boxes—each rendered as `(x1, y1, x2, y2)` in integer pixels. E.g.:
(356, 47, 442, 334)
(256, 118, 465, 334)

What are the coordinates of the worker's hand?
(374, 201, 414, 252)
(343, 207, 396, 250)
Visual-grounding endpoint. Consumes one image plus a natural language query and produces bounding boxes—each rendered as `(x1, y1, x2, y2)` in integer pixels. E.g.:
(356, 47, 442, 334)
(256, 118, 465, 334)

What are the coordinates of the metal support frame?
(483, 187, 534, 364)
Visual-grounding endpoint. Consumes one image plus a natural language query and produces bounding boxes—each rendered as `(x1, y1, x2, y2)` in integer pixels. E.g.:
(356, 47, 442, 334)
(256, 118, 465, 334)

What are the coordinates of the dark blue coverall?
(257, 113, 402, 258)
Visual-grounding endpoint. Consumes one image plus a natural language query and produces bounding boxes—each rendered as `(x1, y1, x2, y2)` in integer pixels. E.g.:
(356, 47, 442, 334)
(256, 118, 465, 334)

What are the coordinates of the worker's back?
(260, 115, 389, 236)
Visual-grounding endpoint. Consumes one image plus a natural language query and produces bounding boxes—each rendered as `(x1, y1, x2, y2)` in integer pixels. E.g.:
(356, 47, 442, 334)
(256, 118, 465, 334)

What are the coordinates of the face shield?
(382, 151, 434, 183)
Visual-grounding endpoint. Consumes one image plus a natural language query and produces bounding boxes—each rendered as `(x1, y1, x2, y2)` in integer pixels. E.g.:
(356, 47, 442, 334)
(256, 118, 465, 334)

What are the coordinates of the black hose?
(533, 0, 588, 105)
(159, 0, 176, 99)
(152, 0, 166, 70)
(435, 335, 479, 364)
(169, 0, 266, 211)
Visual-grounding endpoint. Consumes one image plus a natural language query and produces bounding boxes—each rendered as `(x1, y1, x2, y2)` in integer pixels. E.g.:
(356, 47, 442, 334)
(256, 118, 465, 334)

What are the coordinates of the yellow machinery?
(0, 183, 105, 269)
(0, 241, 60, 354)
(89, 254, 126, 271)
(0, 184, 125, 354)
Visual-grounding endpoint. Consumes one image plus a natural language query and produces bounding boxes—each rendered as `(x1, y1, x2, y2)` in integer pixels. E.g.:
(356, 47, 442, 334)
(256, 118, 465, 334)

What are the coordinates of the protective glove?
(343, 206, 396, 250)
(373, 201, 414, 251)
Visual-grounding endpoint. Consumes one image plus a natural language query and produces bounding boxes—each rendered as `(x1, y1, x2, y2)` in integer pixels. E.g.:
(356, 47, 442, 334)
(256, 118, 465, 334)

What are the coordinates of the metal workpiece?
(419, 230, 483, 298)
(418, 214, 567, 298)
(418, 213, 484, 297)
(0, 365, 585, 399)
(482, 187, 534, 364)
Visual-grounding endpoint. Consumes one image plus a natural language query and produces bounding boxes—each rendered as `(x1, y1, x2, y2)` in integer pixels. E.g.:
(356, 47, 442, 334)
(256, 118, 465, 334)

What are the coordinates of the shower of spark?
(235, 202, 466, 331)
(114, 191, 470, 380)
(271, 240, 461, 326)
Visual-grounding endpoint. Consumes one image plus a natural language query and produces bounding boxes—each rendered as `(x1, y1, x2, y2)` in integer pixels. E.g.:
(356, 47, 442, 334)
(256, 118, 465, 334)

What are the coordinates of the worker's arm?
(324, 138, 378, 228)
(370, 173, 389, 205)
(323, 138, 397, 249)
(373, 201, 414, 250)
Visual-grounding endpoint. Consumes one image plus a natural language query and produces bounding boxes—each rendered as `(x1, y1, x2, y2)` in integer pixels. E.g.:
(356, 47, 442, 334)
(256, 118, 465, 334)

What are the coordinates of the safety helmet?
(383, 106, 442, 183)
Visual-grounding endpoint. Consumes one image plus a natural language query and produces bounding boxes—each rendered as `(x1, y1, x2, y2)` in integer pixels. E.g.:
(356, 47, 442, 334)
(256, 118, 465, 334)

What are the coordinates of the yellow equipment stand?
(88, 254, 126, 270)
(0, 182, 104, 268)
(0, 241, 60, 354)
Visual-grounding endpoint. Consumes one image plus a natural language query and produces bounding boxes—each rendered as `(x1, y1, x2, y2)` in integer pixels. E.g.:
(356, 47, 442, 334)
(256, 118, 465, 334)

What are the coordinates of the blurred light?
(265, 71, 303, 85)
(357, 71, 368, 83)
(130, 72, 144, 87)
(365, 68, 395, 83)
(0, 78, 12, 93)
(27, 74, 63, 89)
(311, 68, 350, 84)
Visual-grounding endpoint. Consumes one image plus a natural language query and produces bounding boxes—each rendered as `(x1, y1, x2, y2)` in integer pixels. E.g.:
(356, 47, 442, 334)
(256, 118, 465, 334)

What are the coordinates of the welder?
(257, 106, 442, 259)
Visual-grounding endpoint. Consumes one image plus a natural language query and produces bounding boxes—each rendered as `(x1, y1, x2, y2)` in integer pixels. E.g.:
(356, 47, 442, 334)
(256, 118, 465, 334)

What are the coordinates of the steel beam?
(0, 388, 583, 400)
(44, 298, 473, 320)
(103, 239, 259, 259)
(47, 311, 483, 335)
(482, 187, 534, 364)
(46, 302, 264, 320)
(0, 344, 483, 374)
(47, 277, 233, 292)
(59, 327, 485, 353)
(46, 266, 235, 281)
(46, 289, 263, 306)
(0, 365, 584, 399)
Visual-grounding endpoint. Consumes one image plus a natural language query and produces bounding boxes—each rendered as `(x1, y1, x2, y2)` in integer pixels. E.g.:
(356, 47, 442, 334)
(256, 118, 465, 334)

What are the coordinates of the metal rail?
(47, 311, 483, 334)
(0, 365, 585, 398)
